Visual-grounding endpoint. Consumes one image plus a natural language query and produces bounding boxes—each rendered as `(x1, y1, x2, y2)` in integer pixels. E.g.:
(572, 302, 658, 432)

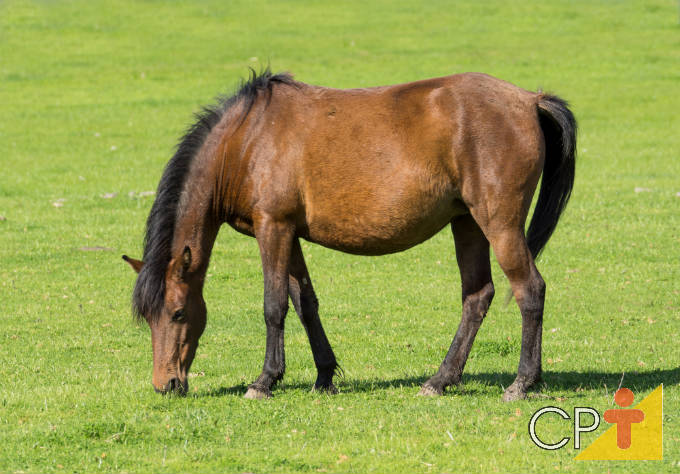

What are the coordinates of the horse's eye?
(172, 309, 185, 322)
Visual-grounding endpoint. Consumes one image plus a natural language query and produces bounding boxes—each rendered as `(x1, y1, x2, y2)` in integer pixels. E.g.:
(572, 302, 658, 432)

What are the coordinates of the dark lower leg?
(289, 240, 338, 392)
(247, 302, 287, 397)
(421, 282, 494, 395)
(421, 215, 494, 395)
(488, 228, 545, 401)
(503, 268, 545, 401)
(245, 216, 293, 399)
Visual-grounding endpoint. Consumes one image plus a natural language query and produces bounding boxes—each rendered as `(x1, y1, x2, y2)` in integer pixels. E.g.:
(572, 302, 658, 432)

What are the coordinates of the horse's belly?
(302, 195, 467, 256)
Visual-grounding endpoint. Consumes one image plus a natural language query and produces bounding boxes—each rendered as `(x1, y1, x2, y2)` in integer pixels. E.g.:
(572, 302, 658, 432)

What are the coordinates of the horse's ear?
(122, 255, 144, 274)
(182, 246, 192, 269)
(181, 246, 192, 276)
(171, 246, 192, 281)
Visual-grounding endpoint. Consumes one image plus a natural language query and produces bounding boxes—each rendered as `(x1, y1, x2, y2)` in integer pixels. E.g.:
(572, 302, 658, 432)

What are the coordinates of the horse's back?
(239, 73, 543, 254)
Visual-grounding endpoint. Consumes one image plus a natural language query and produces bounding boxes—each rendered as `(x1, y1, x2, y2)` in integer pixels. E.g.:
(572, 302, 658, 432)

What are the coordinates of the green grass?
(1, 0, 679, 472)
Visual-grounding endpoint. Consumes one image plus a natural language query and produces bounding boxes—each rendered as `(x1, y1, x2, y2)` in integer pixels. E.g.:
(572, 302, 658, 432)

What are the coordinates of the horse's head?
(122, 247, 206, 395)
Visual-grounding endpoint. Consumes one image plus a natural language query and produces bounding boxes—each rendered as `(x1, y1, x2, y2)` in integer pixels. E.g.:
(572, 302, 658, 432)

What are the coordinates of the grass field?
(1, 0, 679, 472)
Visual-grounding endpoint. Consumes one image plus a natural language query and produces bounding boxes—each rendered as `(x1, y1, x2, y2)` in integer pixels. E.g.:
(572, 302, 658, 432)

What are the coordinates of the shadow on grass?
(202, 368, 679, 397)
(204, 383, 250, 397)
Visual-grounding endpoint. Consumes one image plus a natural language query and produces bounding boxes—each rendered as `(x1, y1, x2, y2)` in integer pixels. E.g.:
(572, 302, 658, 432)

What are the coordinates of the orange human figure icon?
(603, 388, 645, 449)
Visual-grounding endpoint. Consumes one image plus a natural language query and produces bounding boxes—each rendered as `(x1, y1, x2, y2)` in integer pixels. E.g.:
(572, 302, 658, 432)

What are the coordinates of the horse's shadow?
(201, 368, 679, 398)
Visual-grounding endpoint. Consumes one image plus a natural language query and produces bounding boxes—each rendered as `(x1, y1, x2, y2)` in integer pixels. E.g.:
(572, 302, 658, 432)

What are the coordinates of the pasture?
(0, 0, 678, 472)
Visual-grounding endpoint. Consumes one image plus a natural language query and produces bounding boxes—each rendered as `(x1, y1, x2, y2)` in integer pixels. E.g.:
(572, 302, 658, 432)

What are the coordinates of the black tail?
(526, 94, 577, 260)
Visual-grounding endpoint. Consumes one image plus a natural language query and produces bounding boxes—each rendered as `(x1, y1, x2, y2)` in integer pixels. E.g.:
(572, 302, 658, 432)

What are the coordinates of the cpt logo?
(528, 385, 663, 460)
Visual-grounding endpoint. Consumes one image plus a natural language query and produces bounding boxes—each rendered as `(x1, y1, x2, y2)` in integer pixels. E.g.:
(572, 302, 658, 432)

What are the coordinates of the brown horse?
(123, 69, 575, 401)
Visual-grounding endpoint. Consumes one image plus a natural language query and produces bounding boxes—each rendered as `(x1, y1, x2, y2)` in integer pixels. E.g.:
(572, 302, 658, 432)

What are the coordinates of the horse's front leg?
(244, 214, 295, 399)
(288, 239, 339, 393)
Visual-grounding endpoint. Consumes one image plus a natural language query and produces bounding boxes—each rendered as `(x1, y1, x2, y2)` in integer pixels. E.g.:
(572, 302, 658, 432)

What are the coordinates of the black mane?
(132, 68, 295, 320)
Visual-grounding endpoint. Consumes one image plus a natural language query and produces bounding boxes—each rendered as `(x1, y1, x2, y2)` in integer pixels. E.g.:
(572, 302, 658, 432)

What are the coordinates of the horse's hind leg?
(486, 227, 545, 402)
(420, 214, 494, 396)
(288, 239, 339, 393)
(245, 214, 295, 399)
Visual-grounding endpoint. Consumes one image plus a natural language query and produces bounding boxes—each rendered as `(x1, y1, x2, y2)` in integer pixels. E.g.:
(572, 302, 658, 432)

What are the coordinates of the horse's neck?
(172, 109, 243, 272)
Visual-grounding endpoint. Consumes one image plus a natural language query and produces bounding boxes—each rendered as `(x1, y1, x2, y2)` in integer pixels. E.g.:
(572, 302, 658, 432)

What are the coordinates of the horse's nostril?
(153, 378, 180, 394)
(153, 378, 188, 395)
(165, 377, 188, 395)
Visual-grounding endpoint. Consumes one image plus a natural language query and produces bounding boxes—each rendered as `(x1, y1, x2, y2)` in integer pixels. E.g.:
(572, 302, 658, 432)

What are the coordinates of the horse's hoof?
(244, 386, 271, 399)
(418, 384, 442, 397)
(502, 384, 527, 402)
(312, 383, 338, 395)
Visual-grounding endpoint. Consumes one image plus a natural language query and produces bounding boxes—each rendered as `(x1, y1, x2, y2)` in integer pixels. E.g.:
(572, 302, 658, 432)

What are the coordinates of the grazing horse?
(123, 69, 575, 401)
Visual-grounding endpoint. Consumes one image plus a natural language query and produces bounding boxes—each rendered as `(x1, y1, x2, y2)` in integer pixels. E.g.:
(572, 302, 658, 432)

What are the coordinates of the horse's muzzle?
(154, 377, 188, 395)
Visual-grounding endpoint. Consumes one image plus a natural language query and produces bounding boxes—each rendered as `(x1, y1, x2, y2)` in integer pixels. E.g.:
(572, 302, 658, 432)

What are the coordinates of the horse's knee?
(303, 292, 319, 313)
(264, 295, 289, 326)
(295, 284, 319, 318)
